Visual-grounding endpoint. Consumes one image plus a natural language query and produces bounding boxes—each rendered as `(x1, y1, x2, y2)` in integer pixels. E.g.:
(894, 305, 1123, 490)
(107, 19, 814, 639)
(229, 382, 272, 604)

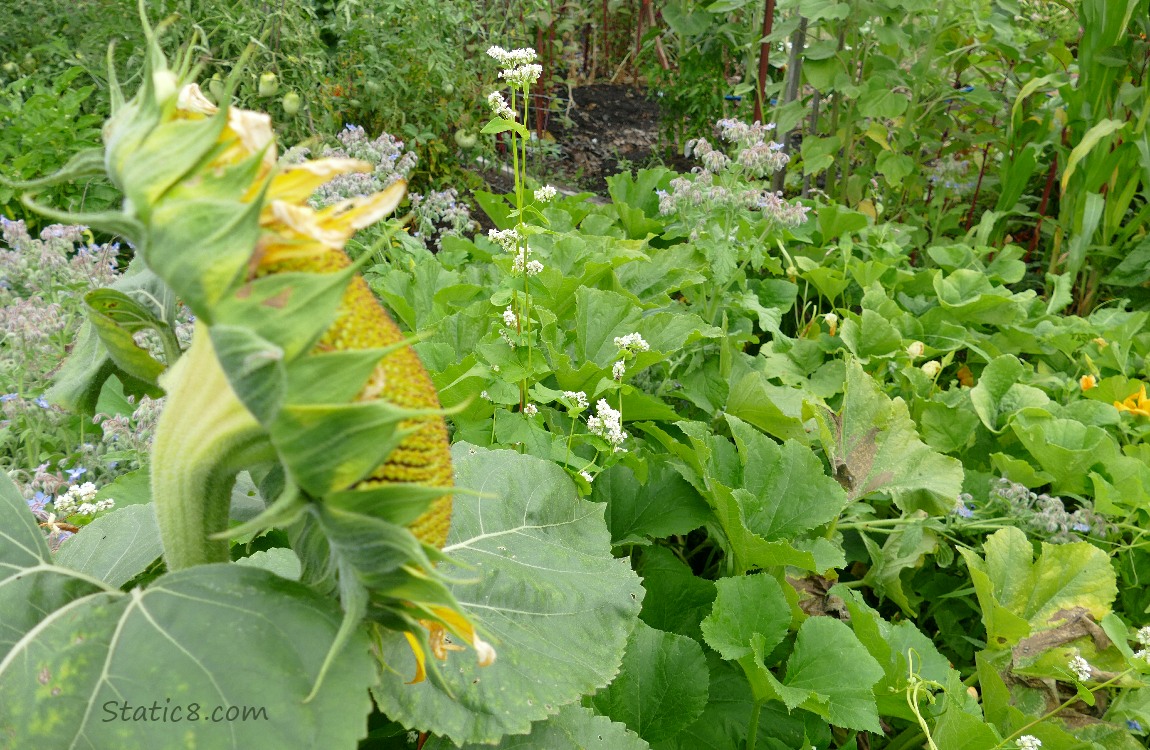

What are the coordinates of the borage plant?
(0, 12, 641, 750)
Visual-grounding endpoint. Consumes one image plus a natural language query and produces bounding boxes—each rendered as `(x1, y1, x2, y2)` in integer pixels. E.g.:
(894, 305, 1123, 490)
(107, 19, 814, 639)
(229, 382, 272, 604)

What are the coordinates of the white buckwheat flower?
(563, 391, 589, 410)
(614, 332, 650, 355)
(612, 360, 626, 381)
(580, 470, 594, 483)
(523, 403, 538, 416)
(1016, 736, 1042, 750)
(906, 341, 925, 359)
(525, 259, 543, 276)
(921, 360, 942, 378)
(502, 305, 518, 328)
(487, 92, 516, 121)
(587, 399, 627, 450)
(534, 185, 557, 202)
(487, 46, 537, 67)
(1135, 626, 1150, 646)
(1069, 655, 1092, 681)
(500, 64, 543, 88)
(488, 227, 520, 252)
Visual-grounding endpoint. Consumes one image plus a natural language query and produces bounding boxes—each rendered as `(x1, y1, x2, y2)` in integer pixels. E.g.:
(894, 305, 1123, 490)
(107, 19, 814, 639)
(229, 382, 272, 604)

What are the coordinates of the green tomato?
(454, 129, 478, 149)
(442, 82, 454, 95)
(257, 72, 278, 98)
(208, 75, 226, 103)
(282, 91, 301, 117)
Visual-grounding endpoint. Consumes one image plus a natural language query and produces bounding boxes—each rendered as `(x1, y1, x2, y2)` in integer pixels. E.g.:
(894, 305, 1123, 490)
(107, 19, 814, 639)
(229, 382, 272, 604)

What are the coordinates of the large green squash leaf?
(818, 360, 963, 514)
(960, 528, 1117, 649)
(590, 621, 709, 744)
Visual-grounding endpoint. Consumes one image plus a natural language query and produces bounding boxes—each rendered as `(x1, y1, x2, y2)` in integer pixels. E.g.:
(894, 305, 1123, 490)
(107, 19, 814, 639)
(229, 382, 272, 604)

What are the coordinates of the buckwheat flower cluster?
(1016, 737, 1042, 750)
(1133, 626, 1150, 664)
(487, 91, 516, 120)
(488, 227, 520, 253)
(523, 403, 538, 416)
(563, 390, 589, 410)
(534, 185, 557, 202)
(587, 399, 627, 451)
(487, 46, 542, 88)
(512, 246, 543, 276)
(1068, 654, 1092, 681)
(614, 332, 650, 355)
(612, 361, 626, 381)
(502, 305, 519, 329)
(579, 470, 594, 483)
(52, 481, 114, 517)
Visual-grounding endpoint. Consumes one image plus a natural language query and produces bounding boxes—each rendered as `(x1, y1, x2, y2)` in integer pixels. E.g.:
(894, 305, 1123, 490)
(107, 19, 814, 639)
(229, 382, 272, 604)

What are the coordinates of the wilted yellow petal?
(267, 158, 372, 204)
(316, 180, 406, 235)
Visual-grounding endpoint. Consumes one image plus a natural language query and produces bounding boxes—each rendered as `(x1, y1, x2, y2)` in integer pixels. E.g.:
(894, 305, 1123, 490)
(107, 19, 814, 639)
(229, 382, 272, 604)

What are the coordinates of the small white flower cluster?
(1016, 736, 1042, 750)
(486, 46, 538, 68)
(487, 91, 516, 120)
(587, 399, 627, 451)
(1068, 654, 1092, 681)
(502, 305, 519, 328)
(614, 333, 650, 355)
(579, 470, 594, 484)
(487, 46, 542, 88)
(523, 403, 538, 416)
(534, 185, 557, 202)
(488, 227, 520, 252)
(512, 246, 543, 276)
(53, 482, 114, 517)
(612, 360, 626, 381)
(563, 391, 589, 410)
(1133, 625, 1150, 663)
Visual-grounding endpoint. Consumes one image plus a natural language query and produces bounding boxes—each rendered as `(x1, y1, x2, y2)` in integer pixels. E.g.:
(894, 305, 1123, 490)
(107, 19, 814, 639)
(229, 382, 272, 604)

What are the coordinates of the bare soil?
(476, 83, 692, 199)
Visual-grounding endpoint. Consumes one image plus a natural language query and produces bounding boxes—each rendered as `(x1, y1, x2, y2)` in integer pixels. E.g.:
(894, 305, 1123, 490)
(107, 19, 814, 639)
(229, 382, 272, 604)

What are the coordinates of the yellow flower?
(1115, 385, 1150, 417)
(1079, 374, 1097, 391)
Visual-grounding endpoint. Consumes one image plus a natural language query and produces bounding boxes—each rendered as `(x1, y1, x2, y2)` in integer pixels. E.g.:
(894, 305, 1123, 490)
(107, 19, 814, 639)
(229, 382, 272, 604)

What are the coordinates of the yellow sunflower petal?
(403, 632, 428, 685)
(266, 158, 373, 204)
